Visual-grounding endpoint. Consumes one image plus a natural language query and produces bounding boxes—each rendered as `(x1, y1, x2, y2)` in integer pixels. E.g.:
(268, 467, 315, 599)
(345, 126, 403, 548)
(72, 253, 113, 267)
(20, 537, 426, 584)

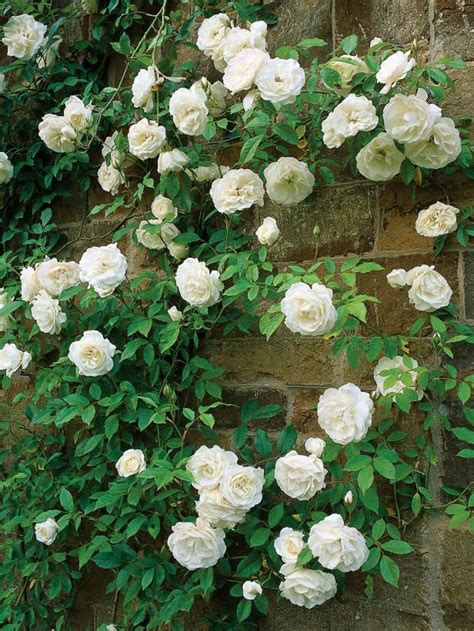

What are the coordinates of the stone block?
(265, 183, 377, 262)
(433, 6, 474, 61)
(463, 251, 474, 320)
(289, 387, 326, 435)
(443, 63, 474, 120)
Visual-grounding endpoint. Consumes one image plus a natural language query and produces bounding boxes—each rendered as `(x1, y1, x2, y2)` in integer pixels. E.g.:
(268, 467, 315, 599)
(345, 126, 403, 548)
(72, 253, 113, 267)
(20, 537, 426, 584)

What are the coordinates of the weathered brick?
(464, 251, 474, 320)
(443, 63, 474, 120)
(433, 6, 474, 60)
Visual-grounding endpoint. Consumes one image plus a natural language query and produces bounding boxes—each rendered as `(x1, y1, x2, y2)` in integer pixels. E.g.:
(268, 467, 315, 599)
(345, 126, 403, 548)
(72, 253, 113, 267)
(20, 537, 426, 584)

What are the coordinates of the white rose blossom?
(256, 57, 306, 105)
(0, 289, 11, 332)
(415, 202, 459, 237)
(132, 66, 159, 112)
(243, 89, 259, 112)
(68, 330, 116, 377)
(63, 95, 93, 132)
(34, 518, 59, 545)
(275, 451, 327, 500)
(102, 131, 125, 168)
(304, 437, 325, 458)
(370, 37, 383, 47)
(0, 152, 13, 184)
(256, 217, 280, 246)
(135, 220, 180, 251)
(220, 464, 265, 510)
(387, 268, 408, 289)
(376, 50, 416, 94)
(200, 79, 228, 116)
(406, 265, 452, 312)
(167, 518, 226, 570)
(280, 282, 337, 336)
(36, 258, 80, 297)
(38, 114, 77, 153)
(279, 564, 337, 609)
(322, 94, 378, 148)
(176, 258, 223, 308)
(195, 488, 247, 530)
(151, 195, 178, 222)
(405, 117, 461, 169)
(374, 355, 423, 399)
(168, 240, 189, 260)
(356, 132, 404, 182)
(264, 157, 315, 205)
(169, 85, 209, 136)
(128, 118, 166, 160)
(383, 90, 441, 144)
(0, 343, 31, 378)
(222, 22, 267, 64)
(210, 168, 264, 215)
(2, 14, 47, 60)
(79, 243, 127, 297)
(223, 48, 269, 94)
(157, 149, 189, 174)
(168, 306, 183, 322)
(186, 445, 238, 490)
(308, 513, 369, 572)
(196, 13, 230, 69)
(31, 290, 66, 334)
(20, 266, 40, 302)
(115, 449, 146, 477)
(274, 527, 306, 563)
(317, 383, 374, 445)
(243, 581, 263, 601)
(188, 163, 229, 183)
(97, 161, 124, 195)
(324, 55, 369, 94)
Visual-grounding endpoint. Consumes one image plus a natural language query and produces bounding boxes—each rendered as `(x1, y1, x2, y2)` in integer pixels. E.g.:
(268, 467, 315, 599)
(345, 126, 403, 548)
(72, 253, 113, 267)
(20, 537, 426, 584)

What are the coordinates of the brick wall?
(43, 0, 474, 628)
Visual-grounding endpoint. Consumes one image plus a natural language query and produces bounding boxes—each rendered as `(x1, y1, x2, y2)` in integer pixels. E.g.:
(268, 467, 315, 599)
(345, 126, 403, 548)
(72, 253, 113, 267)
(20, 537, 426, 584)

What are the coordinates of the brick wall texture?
(38, 0, 474, 628)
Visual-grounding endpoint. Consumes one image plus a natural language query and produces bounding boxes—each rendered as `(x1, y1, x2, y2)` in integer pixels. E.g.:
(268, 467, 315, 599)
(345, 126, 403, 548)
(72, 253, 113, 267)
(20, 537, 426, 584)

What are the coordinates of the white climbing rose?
(317, 383, 374, 445)
(97, 161, 124, 195)
(188, 163, 229, 183)
(280, 282, 337, 336)
(63, 95, 93, 132)
(196, 13, 230, 69)
(68, 330, 116, 377)
(308, 513, 369, 572)
(383, 90, 441, 143)
(386, 268, 408, 289)
(169, 84, 209, 136)
(20, 266, 40, 302)
(195, 488, 247, 530)
(275, 451, 327, 501)
(151, 195, 178, 222)
(167, 518, 226, 570)
(415, 202, 459, 237)
(0, 289, 11, 332)
(322, 94, 378, 148)
(115, 449, 146, 477)
(36, 258, 80, 297)
(264, 157, 315, 205)
(0, 343, 31, 378)
(324, 55, 369, 94)
(157, 149, 189, 174)
(374, 355, 423, 399)
(255, 57, 306, 105)
(222, 22, 267, 64)
(38, 114, 77, 153)
(279, 564, 337, 609)
(304, 437, 325, 458)
(132, 66, 159, 112)
(167, 306, 183, 322)
(175, 258, 223, 308)
(135, 220, 180, 251)
(210, 168, 264, 215)
(31, 290, 66, 334)
(376, 50, 416, 94)
(34, 518, 59, 545)
(274, 527, 306, 563)
(186, 445, 238, 490)
(0, 152, 13, 184)
(243, 581, 263, 601)
(405, 117, 461, 169)
(406, 265, 452, 312)
(223, 48, 269, 94)
(79, 243, 127, 297)
(128, 118, 166, 159)
(256, 217, 280, 246)
(2, 14, 47, 60)
(220, 464, 265, 510)
(356, 132, 404, 182)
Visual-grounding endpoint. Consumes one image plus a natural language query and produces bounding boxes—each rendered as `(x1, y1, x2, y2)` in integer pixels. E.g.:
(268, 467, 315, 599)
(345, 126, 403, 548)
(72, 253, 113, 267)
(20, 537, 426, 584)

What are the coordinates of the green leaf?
(236, 554, 261, 578)
(373, 456, 396, 480)
(250, 527, 270, 547)
(75, 434, 104, 457)
(380, 555, 400, 587)
(411, 492, 422, 516)
(59, 488, 74, 513)
(298, 37, 328, 48)
(255, 429, 273, 457)
(273, 124, 298, 145)
(240, 134, 265, 164)
(341, 34, 358, 54)
(381, 540, 413, 555)
(358, 464, 374, 492)
(372, 518, 385, 541)
(268, 502, 285, 528)
(458, 382, 471, 404)
(452, 427, 474, 444)
(296, 546, 313, 567)
(277, 425, 297, 454)
(237, 599, 252, 622)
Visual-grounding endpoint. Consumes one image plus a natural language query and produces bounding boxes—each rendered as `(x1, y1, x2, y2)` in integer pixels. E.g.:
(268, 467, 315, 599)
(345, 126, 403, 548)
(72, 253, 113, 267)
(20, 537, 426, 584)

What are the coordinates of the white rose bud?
(157, 149, 189, 175)
(317, 383, 374, 445)
(79, 243, 127, 297)
(220, 464, 265, 510)
(36, 258, 80, 297)
(376, 50, 416, 94)
(131, 66, 159, 112)
(374, 355, 423, 398)
(243, 581, 263, 601)
(2, 14, 47, 60)
(264, 157, 315, 205)
(31, 290, 66, 334)
(175, 258, 223, 308)
(281, 282, 337, 336)
(169, 85, 209, 136)
(151, 195, 178, 222)
(304, 437, 325, 458)
(370, 37, 383, 47)
(168, 306, 183, 322)
(68, 330, 116, 377)
(115, 449, 146, 477)
(223, 48, 269, 94)
(383, 91, 441, 144)
(210, 168, 264, 215)
(167, 240, 189, 260)
(344, 490, 353, 505)
(275, 451, 327, 501)
(415, 202, 459, 237)
(0, 343, 31, 377)
(186, 445, 238, 490)
(34, 517, 59, 545)
(308, 513, 369, 572)
(386, 268, 408, 289)
(63, 95, 93, 132)
(38, 114, 77, 153)
(356, 132, 404, 182)
(279, 564, 337, 609)
(405, 117, 461, 169)
(274, 527, 305, 563)
(406, 265, 452, 312)
(256, 217, 280, 246)
(0, 152, 13, 184)
(128, 118, 166, 160)
(322, 94, 378, 148)
(167, 518, 226, 570)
